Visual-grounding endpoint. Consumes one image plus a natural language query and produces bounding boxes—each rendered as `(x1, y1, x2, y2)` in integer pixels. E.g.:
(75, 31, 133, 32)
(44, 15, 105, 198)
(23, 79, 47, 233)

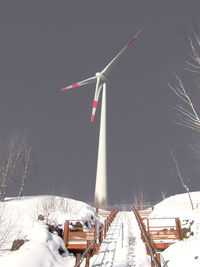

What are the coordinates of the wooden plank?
(146, 217, 182, 244)
(150, 230, 178, 238)
(68, 232, 95, 241)
(139, 211, 152, 216)
(153, 242, 175, 250)
(150, 235, 178, 240)
(67, 244, 89, 250)
(138, 208, 153, 218)
(99, 212, 111, 217)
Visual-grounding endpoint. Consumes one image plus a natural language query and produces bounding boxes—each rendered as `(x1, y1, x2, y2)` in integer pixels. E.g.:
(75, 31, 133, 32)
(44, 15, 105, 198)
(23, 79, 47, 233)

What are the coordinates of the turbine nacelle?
(95, 72, 102, 78)
(95, 72, 107, 84)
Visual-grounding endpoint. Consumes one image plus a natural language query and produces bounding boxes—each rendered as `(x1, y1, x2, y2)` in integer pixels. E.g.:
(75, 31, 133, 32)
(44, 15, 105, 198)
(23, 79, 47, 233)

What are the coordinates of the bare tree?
(0, 132, 33, 201)
(33, 196, 84, 224)
(168, 74, 200, 131)
(134, 191, 145, 210)
(168, 32, 200, 209)
(170, 150, 194, 210)
(0, 133, 22, 201)
(161, 192, 166, 200)
(18, 140, 32, 197)
(168, 33, 200, 131)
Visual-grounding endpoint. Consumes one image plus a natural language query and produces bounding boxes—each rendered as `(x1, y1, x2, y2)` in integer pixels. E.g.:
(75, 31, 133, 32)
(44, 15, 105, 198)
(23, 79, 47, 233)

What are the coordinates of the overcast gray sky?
(1, 0, 200, 205)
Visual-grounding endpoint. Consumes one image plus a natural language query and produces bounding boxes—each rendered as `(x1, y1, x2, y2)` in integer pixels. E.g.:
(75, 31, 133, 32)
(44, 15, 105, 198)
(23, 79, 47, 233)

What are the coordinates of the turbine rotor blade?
(91, 79, 103, 122)
(102, 25, 145, 76)
(60, 76, 96, 91)
(126, 25, 146, 47)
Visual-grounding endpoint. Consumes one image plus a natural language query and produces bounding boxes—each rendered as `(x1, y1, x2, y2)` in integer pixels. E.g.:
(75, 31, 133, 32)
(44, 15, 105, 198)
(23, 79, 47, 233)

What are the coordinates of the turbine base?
(94, 197, 107, 210)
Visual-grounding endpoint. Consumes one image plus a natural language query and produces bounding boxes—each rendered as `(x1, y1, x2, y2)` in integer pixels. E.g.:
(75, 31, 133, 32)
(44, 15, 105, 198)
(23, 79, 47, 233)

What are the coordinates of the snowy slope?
(150, 191, 200, 219)
(0, 195, 102, 267)
(1, 193, 200, 267)
(150, 192, 200, 267)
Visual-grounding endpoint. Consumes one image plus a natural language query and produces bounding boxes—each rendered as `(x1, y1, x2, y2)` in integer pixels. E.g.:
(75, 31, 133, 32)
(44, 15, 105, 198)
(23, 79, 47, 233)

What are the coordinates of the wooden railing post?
(175, 218, 183, 240)
(151, 256, 154, 267)
(104, 220, 107, 238)
(85, 240, 91, 267)
(94, 220, 97, 249)
(63, 220, 69, 245)
(156, 253, 161, 266)
(108, 220, 110, 230)
(76, 253, 81, 267)
(147, 218, 150, 238)
(99, 224, 104, 244)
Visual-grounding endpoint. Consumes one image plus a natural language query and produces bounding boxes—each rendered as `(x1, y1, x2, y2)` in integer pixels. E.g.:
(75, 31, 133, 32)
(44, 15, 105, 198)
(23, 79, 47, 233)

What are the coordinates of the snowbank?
(150, 192, 200, 267)
(161, 238, 200, 267)
(0, 195, 102, 267)
(0, 222, 75, 267)
(150, 191, 200, 219)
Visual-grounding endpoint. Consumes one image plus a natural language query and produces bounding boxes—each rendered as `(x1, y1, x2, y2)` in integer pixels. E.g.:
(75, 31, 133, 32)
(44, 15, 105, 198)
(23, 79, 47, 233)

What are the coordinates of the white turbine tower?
(61, 26, 145, 208)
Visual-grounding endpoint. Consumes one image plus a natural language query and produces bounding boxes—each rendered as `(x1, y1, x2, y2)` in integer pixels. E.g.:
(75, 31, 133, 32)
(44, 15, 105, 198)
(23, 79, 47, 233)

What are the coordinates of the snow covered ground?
(91, 212, 150, 267)
(150, 191, 200, 267)
(0, 192, 200, 266)
(0, 195, 102, 267)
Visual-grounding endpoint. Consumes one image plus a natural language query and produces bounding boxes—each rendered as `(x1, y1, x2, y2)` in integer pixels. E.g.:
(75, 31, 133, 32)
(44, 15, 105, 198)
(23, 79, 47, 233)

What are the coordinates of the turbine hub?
(95, 72, 102, 78)
(96, 72, 107, 83)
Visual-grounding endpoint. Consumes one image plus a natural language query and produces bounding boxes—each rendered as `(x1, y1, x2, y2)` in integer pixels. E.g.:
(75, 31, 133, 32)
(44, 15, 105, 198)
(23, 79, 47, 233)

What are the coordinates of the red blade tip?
(126, 38, 135, 47)
(60, 87, 68, 91)
(91, 115, 95, 122)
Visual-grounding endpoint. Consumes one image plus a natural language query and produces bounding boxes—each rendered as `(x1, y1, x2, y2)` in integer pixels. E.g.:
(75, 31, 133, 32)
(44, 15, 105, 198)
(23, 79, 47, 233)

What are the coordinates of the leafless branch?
(134, 192, 145, 210)
(169, 32, 200, 131)
(169, 149, 194, 210)
(18, 143, 32, 197)
(169, 75, 200, 131)
(0, 132, 33, 201)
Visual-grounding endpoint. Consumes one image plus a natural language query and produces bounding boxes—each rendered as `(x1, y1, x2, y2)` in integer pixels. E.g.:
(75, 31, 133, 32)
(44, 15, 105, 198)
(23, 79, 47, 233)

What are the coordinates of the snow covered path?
(91, 212, 150, 267)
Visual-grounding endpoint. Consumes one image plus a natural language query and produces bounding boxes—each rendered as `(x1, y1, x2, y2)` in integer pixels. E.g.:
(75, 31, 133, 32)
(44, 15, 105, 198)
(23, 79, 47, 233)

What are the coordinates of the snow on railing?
(71, 207, 119, 267)
(133, 206, 161, 267)
(74, 226, 103, 267)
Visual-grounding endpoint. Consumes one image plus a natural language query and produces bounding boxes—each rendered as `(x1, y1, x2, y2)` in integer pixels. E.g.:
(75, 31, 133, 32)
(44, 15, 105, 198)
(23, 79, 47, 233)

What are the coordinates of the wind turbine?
(61, 26, 145, 208)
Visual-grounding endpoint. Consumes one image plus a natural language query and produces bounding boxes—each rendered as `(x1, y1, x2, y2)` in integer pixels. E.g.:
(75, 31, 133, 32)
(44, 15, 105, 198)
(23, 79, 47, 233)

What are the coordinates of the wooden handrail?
(73, 207, 119, 267)
(133, 206, 161, 267)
